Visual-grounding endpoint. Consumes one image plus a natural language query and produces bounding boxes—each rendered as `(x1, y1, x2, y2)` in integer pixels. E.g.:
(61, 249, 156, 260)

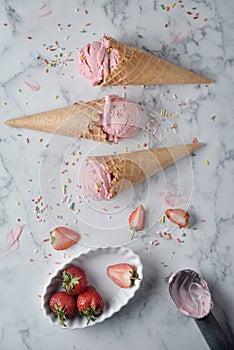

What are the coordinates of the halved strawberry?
(165, 208, 189, 228)
(50, 227, 80, 250)
(49, 291, 76, 326)
(107, 263, 139, 288)
(129, 204, 145, 240)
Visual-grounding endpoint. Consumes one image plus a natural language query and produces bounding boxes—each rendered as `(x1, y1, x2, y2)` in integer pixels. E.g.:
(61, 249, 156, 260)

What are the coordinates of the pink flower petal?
(24, 80, 41, 92)
(6, 224, 25, 251)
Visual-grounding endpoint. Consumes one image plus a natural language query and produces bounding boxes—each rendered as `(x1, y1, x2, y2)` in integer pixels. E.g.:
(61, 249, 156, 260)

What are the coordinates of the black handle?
(195, 312, 233, 350)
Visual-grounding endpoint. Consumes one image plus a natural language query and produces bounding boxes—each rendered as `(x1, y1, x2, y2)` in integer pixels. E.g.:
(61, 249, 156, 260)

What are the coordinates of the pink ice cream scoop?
(79, 159, 112, 201)
(100, 95, 140, 143)
(77, 38, 118, 86)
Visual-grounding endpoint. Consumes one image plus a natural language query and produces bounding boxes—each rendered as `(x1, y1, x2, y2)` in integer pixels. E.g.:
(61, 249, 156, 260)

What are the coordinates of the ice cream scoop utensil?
(168, 269, 233, 350)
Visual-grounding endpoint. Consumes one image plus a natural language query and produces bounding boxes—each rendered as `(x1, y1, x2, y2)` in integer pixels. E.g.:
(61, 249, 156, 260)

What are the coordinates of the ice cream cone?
(4, 98, 108, 142)
(89, 143, 203, 198)
(101, 36, 212, 86)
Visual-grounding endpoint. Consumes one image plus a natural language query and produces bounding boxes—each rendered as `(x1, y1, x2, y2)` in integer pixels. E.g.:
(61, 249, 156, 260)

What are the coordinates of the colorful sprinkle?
(205, 160, 210, 165)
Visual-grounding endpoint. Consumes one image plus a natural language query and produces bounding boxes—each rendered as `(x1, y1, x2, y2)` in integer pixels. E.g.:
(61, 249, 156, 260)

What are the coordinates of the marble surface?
(0, 0, 234, 349)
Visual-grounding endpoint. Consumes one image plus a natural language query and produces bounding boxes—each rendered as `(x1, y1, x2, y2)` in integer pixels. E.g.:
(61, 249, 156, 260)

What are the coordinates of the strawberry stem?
(130, 227, 137, 240)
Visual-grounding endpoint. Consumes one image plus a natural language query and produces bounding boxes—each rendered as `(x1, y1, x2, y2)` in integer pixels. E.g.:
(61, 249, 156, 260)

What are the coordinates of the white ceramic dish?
(42, 246, 143, 328)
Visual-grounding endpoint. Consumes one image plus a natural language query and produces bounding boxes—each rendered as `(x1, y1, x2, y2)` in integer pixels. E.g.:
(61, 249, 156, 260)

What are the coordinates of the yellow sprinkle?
(62, 185, 67, 195)
(124, 147, 128, 153)
(65, 52, 71, 58)
(172, 115, 179, 119)
(161, 108, 166, 116)
(166, 112, 172, 117)
(205, 160, 210, 165)
(2, 102, 7, 106)
(17, 88, 22, 93)
(54, 95, 59, 100)
(94, 183, 99, 189)
(170, 3, 176, 8)
(161, 215, 165, 223)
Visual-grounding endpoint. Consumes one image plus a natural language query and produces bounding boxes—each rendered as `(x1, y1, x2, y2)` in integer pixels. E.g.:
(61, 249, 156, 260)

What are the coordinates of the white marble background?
(0, 0, 234, 349)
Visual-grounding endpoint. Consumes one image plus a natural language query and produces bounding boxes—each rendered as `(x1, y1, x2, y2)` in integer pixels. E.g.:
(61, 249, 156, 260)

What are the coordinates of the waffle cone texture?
(89, 143, 203, 198)
(4, 98, 108, 142)
(100, 36, 212, 86)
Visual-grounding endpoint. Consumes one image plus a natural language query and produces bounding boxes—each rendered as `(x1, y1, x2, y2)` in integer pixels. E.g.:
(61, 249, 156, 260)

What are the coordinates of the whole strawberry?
(77, 286, 104, 325)
(49, 291, 76, 326)
(165, 208, 189, 228)
(107, 263, 139, 288)
(62, 266, 88, 295)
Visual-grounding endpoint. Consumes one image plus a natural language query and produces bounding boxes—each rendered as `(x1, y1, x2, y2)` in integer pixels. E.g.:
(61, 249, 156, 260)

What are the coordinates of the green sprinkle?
(193, 227, 198, 230)
(137, 34, 143, 38)
(192, 7, 197, 10)
(80, 29, 86, 33)
(45, 144, 49, 148)
(17, 134, 22, 137)
(211, 115, 216, 121)
(191, 152, 196, 157)
(70, 202, 75, 210)
(161, 4, 165, 10)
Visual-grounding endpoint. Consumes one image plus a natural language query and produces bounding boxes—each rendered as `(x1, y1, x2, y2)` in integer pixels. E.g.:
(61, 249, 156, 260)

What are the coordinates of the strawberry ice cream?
(77, 37, 118, 86)
(80, 159, 112, 201)
(100, 95, 140, 143)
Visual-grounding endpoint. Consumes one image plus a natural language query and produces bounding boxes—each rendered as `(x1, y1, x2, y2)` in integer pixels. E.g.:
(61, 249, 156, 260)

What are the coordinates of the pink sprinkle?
(176, 238, 181, 243)
(55, 261, 62, 264)
(200, 219, 206, 222)
(43, 238, 49, 242)
(6, 224, 25, 251)
(152, 239, 160, 246)
(24, 80, 41, 92)
(26, 137, 29, 144)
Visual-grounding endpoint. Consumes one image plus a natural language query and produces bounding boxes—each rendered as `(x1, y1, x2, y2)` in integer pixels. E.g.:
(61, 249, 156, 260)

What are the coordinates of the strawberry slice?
(165, 208, 189, 228)
(50, 227, 80, 250)
(129, 204, 145, 240)
(107, 263, 139, 288)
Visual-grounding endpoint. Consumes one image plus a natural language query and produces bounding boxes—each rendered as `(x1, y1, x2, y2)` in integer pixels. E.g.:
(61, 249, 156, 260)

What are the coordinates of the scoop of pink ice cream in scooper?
(168, 269, 233, 350)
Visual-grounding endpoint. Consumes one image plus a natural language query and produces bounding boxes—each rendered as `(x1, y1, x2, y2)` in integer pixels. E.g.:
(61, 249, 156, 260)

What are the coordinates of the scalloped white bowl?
(42, 246, 143, 328)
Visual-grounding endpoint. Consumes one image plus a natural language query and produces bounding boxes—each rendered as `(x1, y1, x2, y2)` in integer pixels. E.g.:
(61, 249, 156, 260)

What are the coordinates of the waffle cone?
(90, 143, 203, 198)
(4, 98, 108, 142)
(101, 36, 212, 86)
